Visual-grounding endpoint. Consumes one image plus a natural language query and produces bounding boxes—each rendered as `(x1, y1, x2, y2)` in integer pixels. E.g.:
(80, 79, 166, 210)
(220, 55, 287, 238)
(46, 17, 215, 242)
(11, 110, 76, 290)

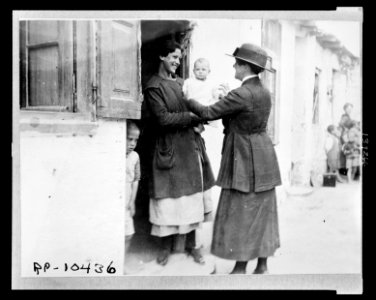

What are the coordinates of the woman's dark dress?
(187, 76, 281, 260)
(141, 74, 215, 237)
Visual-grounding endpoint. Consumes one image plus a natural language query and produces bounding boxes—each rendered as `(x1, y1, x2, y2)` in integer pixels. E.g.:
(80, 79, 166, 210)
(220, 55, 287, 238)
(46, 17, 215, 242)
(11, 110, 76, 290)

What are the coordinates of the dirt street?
(124, 180, 362, 276)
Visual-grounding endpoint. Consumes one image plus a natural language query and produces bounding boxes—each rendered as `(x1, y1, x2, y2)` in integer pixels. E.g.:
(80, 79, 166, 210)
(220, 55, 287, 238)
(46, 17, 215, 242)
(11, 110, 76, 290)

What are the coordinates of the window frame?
(261, 49, 280, 145)
(312, 67, 321, 124)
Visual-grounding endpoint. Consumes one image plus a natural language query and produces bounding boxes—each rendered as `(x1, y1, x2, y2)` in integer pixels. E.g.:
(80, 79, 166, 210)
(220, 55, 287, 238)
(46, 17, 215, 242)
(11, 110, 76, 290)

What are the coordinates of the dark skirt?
(211, 188, 280, 261)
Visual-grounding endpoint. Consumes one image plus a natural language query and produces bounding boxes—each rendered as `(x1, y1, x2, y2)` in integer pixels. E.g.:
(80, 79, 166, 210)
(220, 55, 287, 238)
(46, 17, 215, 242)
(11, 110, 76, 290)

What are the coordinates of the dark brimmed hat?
(227, 43, 273, 72)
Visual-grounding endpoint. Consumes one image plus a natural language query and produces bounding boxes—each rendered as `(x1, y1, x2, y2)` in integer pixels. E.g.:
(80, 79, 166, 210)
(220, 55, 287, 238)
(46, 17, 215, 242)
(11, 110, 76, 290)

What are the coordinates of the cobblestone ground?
(124, 179, 362, 276)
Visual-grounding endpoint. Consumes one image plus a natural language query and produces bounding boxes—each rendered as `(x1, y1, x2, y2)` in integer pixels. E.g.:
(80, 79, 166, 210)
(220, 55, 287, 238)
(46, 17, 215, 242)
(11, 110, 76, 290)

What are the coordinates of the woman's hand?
(189, 112, 203, 125)
(189, 111, 201, 120)
(217, 83, 230, 100)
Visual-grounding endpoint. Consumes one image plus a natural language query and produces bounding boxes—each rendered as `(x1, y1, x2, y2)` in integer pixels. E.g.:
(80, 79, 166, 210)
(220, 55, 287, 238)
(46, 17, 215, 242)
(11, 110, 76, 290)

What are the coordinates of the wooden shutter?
(97, 20, 141, 119)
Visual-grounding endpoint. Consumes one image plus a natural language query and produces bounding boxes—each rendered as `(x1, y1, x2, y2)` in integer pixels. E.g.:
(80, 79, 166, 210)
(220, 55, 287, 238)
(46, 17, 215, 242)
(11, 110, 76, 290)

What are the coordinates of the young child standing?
(125, 121, 141, 239)
(324, 125, 344, 183)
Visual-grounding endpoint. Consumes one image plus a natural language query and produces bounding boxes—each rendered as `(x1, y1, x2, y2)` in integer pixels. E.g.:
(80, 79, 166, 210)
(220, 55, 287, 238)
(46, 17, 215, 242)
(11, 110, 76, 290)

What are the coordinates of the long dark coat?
(186, 76, 282, 193)
(141, 74, 215, 200)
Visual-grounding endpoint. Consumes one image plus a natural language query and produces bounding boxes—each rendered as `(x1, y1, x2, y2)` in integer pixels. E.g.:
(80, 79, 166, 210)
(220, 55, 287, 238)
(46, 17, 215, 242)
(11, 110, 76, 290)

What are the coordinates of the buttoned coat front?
(141, 74, 215, 200)
(187, 76, 282, 193)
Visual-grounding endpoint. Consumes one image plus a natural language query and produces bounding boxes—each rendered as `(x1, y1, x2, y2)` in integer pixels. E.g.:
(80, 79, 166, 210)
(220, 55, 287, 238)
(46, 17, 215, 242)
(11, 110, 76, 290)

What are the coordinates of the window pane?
(29, 46, 59, 106)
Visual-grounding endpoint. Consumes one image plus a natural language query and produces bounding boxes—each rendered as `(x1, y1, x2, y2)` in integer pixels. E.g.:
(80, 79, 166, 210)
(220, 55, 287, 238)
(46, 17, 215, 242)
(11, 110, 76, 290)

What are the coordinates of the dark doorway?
(140, 20, 193, 91)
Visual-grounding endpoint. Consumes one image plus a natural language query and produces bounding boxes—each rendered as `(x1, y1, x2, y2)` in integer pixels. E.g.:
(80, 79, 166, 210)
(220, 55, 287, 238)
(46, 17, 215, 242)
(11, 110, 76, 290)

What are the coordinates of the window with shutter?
(20, 20, 74, 112)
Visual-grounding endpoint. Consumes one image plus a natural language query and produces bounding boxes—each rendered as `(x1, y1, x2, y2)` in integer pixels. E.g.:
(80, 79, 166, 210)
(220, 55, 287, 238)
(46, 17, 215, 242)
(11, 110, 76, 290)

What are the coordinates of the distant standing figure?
(186, 43, 282, 274)
(338, 102, 354, 170)
(340, 102, 353, 127)
(324, 125, 344, 183)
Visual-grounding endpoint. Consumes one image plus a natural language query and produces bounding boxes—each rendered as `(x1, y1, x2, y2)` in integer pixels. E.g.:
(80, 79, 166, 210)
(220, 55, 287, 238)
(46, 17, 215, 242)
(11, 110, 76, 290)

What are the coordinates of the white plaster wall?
(20, 119, 126, 277)
(311, 45, 340, 177)
(274, 21, 296, 188)
(332, 64, 361, 125)
(315, 47, 336, 126)
(346, 64, 362, 122)
(189, 19, 262, 90)
(291, 35, 316, 186)
(332, 71, 348, 123)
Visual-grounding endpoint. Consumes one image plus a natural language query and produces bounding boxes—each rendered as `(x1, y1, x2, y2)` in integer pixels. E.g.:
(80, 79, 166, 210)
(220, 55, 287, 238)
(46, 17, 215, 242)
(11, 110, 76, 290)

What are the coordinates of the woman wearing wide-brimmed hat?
(185, 43, 282, 274)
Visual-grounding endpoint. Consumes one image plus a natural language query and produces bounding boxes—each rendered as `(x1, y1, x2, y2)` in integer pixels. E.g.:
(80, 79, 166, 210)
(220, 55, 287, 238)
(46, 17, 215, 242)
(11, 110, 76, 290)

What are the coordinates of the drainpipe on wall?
(90, 20, 98, 122)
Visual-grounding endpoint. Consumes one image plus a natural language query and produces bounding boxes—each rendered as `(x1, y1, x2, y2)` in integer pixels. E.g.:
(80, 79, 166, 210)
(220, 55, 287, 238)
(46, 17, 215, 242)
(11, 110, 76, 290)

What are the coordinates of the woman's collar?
(242, 74, 258, 82)
(157, 72, 177, 81)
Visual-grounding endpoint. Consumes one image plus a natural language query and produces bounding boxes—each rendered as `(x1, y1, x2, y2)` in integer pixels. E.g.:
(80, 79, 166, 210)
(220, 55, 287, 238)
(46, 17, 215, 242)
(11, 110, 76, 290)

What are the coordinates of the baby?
(125, 121, 141, 239)
(183, 58, 225, 132)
